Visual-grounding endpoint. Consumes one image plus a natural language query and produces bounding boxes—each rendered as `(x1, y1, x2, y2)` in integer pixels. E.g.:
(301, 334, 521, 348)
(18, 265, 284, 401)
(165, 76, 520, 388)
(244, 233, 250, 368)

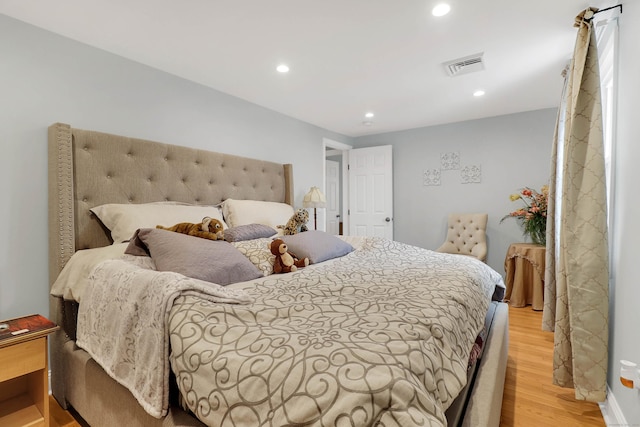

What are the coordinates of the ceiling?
(0, 0, 614, 137)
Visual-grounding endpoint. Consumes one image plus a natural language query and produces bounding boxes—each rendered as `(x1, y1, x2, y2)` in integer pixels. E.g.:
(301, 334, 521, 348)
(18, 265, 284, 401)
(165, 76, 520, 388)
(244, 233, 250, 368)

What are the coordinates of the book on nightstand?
(0, 314, 58, 348)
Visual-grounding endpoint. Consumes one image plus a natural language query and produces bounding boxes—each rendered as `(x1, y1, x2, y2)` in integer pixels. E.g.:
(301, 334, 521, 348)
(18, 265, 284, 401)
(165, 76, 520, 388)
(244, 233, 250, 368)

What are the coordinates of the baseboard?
(599, 386, 627, 426)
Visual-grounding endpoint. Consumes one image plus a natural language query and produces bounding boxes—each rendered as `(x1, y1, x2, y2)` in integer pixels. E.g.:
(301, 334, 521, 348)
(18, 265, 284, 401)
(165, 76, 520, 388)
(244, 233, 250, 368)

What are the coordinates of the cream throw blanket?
(76, 256, 252, 418)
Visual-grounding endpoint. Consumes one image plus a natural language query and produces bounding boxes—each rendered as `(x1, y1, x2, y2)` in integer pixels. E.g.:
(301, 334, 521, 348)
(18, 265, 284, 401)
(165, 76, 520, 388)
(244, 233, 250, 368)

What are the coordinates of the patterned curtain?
(542, 7, 609, 403)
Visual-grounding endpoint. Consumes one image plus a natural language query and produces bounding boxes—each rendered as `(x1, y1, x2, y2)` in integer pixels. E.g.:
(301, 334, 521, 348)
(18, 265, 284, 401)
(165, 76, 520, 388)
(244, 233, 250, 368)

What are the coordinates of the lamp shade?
(303, 187, 326, 208)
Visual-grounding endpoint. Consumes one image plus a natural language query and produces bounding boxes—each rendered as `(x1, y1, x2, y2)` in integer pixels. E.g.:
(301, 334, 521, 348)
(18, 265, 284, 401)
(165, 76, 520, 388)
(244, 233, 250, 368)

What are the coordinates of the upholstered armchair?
(436, 213, 488, 262)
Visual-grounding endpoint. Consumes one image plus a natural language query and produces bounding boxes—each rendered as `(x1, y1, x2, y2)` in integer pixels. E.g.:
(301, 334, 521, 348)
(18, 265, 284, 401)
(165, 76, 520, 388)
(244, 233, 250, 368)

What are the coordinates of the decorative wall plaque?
(461, 165, 481, 184)
(440, 152, 460, 170)
(423, 169, 441, 186)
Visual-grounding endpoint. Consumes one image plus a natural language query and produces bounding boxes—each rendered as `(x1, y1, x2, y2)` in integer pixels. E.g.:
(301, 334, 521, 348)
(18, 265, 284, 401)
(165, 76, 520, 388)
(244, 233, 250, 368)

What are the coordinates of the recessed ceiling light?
(432, 3, 451, 17)
(473, 90, 486, 97)
(365, 112, 374, 118)
(276, 64, 290, 73)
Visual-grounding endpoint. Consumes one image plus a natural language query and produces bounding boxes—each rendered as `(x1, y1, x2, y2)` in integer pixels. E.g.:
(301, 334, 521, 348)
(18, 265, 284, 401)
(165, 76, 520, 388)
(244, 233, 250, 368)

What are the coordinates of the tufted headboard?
(48, 122, 293, 287)
(47, 122, 293, 404)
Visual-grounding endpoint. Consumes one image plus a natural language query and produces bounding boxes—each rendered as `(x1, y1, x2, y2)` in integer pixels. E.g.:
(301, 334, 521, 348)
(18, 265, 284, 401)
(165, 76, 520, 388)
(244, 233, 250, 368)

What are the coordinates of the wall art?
(440, 152, 460, 170)
(461, 164, 481, 184)
(423, 169, 441, 186)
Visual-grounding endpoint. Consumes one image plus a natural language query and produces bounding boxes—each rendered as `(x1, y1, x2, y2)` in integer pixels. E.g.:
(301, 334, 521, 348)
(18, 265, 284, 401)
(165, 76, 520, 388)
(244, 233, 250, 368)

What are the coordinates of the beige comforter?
(169, 238, 503, 427)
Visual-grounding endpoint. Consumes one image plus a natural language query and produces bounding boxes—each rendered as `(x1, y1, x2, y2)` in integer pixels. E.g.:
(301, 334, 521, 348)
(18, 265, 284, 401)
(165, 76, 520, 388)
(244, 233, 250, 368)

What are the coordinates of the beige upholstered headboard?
(48, 122, 294, 288)
(47, 122, 293, 403)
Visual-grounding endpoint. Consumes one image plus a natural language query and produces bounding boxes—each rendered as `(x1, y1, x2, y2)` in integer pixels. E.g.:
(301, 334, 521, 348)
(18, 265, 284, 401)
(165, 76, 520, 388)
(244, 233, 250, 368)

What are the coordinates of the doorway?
(325, 159, 341, 235)
(322, 140, 393, 238)
(322, 138, 350, 234)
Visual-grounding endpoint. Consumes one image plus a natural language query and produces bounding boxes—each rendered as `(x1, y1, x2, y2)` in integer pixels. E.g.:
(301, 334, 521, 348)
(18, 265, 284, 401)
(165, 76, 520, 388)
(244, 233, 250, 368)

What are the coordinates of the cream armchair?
(436, 213, 488, 262)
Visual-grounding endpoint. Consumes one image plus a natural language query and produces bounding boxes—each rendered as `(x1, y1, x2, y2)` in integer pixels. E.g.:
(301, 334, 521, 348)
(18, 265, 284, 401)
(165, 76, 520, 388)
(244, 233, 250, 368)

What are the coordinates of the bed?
(47, 122, 509, 427)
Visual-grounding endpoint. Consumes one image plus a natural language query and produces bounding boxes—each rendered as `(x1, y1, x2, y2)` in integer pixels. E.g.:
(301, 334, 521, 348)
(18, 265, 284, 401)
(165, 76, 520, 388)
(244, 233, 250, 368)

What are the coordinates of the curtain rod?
(587, 4, 623, 21)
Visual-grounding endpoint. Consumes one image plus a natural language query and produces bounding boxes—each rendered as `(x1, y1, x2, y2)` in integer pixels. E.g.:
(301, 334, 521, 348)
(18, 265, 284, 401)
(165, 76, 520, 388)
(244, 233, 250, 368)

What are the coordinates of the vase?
(527, 228, 546, 246)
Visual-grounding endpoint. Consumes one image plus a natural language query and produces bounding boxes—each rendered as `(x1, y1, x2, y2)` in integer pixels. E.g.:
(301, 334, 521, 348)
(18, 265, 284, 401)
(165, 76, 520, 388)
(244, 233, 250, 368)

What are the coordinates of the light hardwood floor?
(50, 304, 606, 427)
(500, 305, 605, 427)
(50, 395, 83, 427)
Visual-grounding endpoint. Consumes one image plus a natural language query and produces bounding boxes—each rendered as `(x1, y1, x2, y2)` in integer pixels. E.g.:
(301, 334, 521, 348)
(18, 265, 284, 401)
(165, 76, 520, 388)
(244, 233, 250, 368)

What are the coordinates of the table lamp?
(303, 186, 326, 230)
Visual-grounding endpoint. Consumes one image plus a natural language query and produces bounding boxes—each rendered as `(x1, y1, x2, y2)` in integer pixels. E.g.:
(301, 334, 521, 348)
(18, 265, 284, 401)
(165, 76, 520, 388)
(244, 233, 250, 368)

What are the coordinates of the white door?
(325, 160, 340, 235)
(348, 145, 393, 239)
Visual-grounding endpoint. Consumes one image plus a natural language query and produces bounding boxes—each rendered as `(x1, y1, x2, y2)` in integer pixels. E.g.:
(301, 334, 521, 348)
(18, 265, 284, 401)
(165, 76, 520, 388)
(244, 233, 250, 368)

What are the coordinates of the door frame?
(322, 138, 351, 234)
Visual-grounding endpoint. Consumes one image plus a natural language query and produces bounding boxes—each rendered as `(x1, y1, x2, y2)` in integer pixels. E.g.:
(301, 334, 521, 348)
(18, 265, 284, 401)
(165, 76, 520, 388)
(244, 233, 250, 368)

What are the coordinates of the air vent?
(443, 53, 485, 77)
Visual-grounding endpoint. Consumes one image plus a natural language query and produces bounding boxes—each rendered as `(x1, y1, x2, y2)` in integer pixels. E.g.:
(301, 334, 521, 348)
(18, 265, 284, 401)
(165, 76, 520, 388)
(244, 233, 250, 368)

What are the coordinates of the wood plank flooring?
(500, 305, 605, 427)
(50, 304, 606, 427)
(50, 395, 83, 427)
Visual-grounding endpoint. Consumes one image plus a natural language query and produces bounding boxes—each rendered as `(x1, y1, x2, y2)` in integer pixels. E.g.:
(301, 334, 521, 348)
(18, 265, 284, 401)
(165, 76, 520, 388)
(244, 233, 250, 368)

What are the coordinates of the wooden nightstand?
(0, 314, 59, 427)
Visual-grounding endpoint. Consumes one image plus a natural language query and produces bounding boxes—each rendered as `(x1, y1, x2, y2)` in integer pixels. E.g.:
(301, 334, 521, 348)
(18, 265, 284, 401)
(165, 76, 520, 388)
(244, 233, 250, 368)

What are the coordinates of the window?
(595, 15, 618, 249)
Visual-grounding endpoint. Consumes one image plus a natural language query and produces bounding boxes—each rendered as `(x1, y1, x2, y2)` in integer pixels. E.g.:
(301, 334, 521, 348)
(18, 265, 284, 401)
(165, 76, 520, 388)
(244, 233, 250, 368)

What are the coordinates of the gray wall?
(609, 2, 640, 424)
(353, 109, 556, 273)
(0, 15, 351, 320)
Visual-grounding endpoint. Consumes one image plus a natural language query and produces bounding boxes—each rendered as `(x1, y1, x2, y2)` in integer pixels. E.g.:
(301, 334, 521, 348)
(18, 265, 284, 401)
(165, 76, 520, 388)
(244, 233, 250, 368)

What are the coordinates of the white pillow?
(91, 202, 227, 244)
(221, 199, 294, 229)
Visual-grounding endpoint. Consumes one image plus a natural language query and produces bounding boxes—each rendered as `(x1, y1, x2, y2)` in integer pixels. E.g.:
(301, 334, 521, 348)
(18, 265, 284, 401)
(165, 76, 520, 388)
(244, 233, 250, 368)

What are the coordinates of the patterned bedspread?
(169, 238, 504, 427)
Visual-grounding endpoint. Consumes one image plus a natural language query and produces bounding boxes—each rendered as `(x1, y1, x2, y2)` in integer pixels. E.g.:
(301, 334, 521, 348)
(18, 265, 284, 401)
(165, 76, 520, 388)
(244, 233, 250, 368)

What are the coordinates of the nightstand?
(504, 243, 546, 310)
(0, 314, 59, 427)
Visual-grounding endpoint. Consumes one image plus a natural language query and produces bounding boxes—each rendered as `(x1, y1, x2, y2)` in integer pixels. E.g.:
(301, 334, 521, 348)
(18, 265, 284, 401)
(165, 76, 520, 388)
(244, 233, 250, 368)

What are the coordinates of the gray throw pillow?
(281, 231, 354, 264)
(125, 228, 262, 285)
(224, 223, 277, 242)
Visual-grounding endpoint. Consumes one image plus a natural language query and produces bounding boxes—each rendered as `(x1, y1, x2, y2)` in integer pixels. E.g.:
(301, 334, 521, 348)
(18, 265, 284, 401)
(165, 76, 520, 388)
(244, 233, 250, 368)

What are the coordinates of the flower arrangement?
(501, 185, 549, 245)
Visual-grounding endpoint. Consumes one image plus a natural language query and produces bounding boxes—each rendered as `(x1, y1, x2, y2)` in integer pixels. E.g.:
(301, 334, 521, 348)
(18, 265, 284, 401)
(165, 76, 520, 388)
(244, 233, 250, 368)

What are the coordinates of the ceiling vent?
(443, 53, 485, 77)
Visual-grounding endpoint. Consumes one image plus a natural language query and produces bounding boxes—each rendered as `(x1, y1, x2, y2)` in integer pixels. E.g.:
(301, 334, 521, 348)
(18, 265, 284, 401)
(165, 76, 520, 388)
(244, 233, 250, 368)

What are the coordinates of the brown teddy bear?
(269, 238, 309, 274)
(156, 216, 224, 240)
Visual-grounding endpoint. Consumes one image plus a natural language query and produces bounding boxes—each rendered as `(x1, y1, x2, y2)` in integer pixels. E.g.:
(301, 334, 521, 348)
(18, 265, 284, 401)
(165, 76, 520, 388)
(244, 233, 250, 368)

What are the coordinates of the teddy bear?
(156, 216, 224, 240)
(278, 209, 309, 235)
(269, 238, 309, 274)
